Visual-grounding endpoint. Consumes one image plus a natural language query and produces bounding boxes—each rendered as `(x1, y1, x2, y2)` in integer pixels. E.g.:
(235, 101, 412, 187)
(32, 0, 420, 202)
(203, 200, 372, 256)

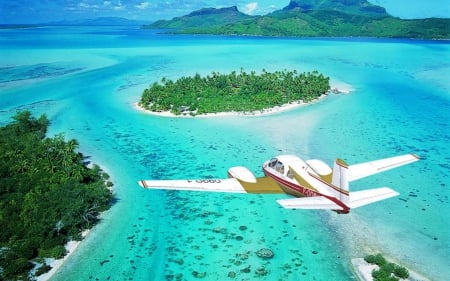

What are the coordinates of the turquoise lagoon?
(0, 27, 449, 280)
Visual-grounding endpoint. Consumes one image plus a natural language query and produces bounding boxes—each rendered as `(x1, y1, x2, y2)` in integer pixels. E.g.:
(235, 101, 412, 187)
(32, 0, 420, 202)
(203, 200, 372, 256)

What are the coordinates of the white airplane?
(139, 154, 419, 214)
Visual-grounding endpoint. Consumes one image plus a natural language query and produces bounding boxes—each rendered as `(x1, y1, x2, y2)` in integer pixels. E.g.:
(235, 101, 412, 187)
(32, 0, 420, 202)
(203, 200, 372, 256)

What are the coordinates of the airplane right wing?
(276, 196, 344, 211)
(347, 154, 419, 182)
(347, 187, 399, 209)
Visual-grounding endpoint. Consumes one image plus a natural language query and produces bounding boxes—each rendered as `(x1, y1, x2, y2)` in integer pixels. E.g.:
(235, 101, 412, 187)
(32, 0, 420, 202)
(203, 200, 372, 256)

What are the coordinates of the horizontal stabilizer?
(348, 187, 399, 209)
(139, 178, 246, 193)
(276, 197, 343, 211)
(348, 154, 419, 182)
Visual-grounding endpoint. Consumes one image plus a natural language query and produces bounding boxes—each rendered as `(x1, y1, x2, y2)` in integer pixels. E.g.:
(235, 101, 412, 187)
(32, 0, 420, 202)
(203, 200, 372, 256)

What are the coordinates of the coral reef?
(256, 248, 274, 259)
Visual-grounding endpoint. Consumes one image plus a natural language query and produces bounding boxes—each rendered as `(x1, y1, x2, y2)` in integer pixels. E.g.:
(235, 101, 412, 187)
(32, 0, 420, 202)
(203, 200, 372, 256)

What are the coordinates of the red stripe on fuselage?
(263, 168, 319, 196)
(264, 168, 350, 212)
(307, 172, 349, 196)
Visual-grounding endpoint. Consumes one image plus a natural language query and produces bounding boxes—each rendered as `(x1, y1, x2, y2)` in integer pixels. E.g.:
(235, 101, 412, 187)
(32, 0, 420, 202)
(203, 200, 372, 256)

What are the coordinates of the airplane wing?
(347, 187, 399, 209)
(348, 154, 419, 182)
(276, 196, 344, 211)
(139, 178, 247, 193)
(139, 176, 285, 194)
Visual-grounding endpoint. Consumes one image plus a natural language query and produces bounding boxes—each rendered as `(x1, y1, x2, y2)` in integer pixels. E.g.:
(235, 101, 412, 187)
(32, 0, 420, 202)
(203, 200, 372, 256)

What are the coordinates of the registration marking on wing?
(139, 178, 247, 193)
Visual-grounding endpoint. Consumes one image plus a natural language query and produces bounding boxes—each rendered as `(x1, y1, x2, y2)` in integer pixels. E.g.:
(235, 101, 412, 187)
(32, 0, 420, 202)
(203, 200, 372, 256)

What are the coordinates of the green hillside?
(206, 10, 450, 39)
(145, 6, 252, 29)
(279, 0, 389, 17)
(144, 0, 450, 39)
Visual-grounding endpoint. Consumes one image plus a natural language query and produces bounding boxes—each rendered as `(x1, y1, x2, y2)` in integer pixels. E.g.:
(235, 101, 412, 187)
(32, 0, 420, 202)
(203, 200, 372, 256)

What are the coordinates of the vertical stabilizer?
(332, 158, 349, 203)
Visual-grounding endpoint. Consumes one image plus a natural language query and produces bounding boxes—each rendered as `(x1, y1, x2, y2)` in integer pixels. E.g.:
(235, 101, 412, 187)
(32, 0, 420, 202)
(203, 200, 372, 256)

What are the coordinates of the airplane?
(139, 154, 419, 214)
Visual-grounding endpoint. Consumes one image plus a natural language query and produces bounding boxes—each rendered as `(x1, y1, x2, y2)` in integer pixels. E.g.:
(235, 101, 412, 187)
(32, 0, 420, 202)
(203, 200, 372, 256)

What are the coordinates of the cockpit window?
(268, 158, 277, 168)
(275, 161, 284, 174)
(287, 169, 294, 179)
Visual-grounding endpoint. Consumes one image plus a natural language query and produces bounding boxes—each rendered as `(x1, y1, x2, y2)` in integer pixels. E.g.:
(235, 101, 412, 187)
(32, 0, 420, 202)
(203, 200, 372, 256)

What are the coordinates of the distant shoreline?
(135, 84, 352, 118)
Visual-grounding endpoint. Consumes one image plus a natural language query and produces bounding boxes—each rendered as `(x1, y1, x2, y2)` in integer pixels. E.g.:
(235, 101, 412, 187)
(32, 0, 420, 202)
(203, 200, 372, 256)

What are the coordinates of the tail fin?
(332, 158, 349, 190)
(332, 158, 350, 204)
(331, 158, 400, 210)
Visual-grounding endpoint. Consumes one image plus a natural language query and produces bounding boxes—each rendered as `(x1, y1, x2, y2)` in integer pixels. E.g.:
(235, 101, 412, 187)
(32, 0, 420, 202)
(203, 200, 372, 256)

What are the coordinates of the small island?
(0, 111, 113, 281)
(352, 254, 430, 281)
(138, 69, 331, 116)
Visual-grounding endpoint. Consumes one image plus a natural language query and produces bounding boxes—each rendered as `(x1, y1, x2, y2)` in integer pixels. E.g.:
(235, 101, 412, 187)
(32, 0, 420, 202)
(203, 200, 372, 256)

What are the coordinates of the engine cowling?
(227, 166, 257, 183)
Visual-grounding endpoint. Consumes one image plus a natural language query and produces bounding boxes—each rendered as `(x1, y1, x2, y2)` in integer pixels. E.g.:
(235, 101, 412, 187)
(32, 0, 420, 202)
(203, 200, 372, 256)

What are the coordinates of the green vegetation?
(364, 254, 410, 281)
(144, 1, 450, 39)
(147, 6, 251, 29)
(0, 111, 113, 281)
(139, 69, 330, 116)
(205, 10, 450, 39)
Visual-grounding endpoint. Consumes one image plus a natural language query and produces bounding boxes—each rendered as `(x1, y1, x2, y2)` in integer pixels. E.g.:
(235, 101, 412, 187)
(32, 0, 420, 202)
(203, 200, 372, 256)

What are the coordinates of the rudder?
(332, 158, 349, 203)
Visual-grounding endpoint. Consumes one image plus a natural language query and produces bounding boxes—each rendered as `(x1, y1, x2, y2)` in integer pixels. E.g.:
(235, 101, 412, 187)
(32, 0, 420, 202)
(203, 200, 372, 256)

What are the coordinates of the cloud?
(135, 2, 150, 10)
(79, 2, 100, 9)
(243, 2, 258, 15)
(113, 0, 125, 11)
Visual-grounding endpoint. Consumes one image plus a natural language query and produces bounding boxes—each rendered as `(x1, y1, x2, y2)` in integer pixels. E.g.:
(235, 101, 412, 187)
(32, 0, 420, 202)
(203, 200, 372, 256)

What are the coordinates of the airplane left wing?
(276, 196, 344, 211)
(139, 178, 247, 193)
(348, 154, 419, 182)
(139, 175, 285, 194)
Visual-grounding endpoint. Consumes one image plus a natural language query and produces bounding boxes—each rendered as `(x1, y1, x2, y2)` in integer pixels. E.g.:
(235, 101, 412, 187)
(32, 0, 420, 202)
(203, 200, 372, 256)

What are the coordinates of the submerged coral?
(255, 267, 269, 276)
(256, 248, 274, 259)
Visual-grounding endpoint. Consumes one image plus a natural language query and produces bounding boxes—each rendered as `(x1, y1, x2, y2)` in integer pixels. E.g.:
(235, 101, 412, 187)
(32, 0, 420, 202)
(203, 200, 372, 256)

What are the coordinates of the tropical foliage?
(364, 253, 410, 281)
(139, 69, 330, 116)
(0, 111, 113, 281)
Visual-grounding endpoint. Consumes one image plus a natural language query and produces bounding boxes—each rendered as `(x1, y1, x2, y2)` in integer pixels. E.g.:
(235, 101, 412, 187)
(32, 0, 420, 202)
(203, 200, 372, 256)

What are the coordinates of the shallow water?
(0, 26, 449, 280)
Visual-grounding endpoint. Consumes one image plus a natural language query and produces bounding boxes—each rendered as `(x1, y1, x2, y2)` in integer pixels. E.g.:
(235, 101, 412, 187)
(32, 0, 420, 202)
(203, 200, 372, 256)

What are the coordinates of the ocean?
(0, 26, 448, 281)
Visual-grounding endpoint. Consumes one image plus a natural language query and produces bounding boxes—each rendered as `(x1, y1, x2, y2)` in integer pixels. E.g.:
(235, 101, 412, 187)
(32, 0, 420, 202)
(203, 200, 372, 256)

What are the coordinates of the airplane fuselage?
(262, 157, 351, 213)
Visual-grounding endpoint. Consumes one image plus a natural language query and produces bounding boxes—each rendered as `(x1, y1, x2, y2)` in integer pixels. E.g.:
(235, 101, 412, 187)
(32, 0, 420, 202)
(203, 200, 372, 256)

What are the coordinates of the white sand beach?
(134, 99, 312, 118)
(35, 230, 89, 281)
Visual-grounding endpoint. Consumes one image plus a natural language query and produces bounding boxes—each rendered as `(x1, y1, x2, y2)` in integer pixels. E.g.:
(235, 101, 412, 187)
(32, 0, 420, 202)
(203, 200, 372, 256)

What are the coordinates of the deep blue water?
(0, 26, 449, 281)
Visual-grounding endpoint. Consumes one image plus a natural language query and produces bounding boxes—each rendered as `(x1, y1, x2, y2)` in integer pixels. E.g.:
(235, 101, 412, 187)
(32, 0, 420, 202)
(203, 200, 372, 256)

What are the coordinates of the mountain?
(145, 6, 252, 29)
(47, 17, 148, 26)
(281, 0, 388, 16)
(143, 0, 450, 39)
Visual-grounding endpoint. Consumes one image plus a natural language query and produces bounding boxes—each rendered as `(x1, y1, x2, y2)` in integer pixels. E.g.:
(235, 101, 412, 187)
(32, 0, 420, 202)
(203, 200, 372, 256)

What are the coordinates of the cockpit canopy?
(267, 155, 308, 177)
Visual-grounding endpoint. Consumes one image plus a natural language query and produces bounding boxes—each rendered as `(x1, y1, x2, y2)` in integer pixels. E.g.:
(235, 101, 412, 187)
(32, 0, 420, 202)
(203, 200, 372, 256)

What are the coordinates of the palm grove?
(139, 69, 330, 116)
(0, 111, 113, 280)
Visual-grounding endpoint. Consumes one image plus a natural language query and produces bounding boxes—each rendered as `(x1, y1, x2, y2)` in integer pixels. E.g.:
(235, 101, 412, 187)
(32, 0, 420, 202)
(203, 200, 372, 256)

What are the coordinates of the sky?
(0, 0, 449, 24)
